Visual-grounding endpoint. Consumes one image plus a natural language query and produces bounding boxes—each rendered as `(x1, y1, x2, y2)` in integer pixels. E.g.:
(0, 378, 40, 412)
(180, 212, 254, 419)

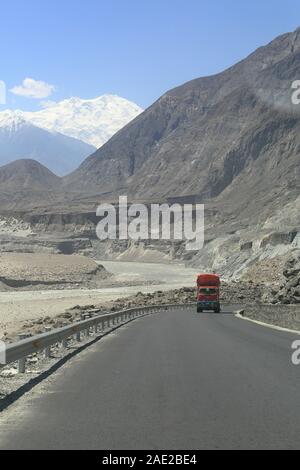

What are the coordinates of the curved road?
(0, 308, 299, 450)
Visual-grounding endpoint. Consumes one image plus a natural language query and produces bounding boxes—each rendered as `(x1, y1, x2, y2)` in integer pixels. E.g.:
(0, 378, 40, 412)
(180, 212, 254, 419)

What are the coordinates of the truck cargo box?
(197, 274, 220, 288)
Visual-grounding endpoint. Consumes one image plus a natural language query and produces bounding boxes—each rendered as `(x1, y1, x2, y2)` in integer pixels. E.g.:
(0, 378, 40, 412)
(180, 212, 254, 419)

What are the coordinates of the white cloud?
(10, 78, 55, 99)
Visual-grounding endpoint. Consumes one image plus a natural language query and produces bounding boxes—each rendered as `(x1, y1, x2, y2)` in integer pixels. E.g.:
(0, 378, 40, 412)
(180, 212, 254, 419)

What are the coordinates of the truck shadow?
(194, 304, 242, 315)
(197, 311, 234, 315)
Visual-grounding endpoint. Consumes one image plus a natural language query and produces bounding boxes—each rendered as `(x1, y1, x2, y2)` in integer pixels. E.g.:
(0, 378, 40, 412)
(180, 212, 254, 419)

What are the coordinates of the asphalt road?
(0, 308, 299, 450)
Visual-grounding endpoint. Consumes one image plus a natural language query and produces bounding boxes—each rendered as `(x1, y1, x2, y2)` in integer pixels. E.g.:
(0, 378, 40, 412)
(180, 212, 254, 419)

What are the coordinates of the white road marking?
(235, 312, 300, 335)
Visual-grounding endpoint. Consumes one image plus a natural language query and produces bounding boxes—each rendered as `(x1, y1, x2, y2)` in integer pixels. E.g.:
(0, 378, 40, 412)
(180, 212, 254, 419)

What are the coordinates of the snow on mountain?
(0, 95, 143, 175)
(23, 94, 143, 148)
(0, 110, 31, 133)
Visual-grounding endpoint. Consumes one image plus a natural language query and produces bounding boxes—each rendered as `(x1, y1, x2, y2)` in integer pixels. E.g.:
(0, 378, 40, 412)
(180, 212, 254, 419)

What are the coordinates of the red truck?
(197, 274, 221, 313)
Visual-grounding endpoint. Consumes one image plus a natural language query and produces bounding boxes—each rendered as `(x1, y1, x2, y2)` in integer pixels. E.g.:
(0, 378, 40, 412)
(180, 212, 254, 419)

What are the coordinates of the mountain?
(64, 27, 300, 230)
(0, 111, 95, 175)
(0, 159, 60, 192)
(22, 94, 143, 148)
(0, 95, 142, 176)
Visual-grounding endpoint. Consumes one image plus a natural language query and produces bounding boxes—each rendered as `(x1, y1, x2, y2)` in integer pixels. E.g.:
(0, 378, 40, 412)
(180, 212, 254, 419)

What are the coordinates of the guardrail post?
(18, 334, 27, 373)
(83, 315, 90, 337)
(18, 357, 26, 374)
(44, 327, 52, 358)
(76, 331, 81, 342)
(62, 338, 68, 348)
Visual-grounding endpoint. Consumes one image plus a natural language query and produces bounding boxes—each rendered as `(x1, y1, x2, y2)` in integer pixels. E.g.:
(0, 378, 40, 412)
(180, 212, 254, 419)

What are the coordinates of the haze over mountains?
(0, 95, 143, 175)
(0, 111, 95, 175)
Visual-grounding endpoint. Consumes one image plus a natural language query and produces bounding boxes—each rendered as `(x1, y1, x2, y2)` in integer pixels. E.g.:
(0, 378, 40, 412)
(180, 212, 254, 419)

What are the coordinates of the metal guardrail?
(0, 303, 196, 374)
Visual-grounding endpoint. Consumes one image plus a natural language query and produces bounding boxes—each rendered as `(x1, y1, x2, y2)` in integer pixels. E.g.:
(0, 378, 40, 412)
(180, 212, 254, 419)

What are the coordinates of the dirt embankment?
(0, 253, 110, 290)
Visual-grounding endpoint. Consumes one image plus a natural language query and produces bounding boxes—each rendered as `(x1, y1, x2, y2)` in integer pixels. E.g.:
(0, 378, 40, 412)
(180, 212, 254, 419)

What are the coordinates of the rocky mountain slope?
(0, 159, 60, 192)
(0, 112, 95, 175)
(65, 27, 300, 230)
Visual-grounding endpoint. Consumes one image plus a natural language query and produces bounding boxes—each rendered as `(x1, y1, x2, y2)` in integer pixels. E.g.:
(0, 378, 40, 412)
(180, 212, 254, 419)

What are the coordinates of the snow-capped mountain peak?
(23, 94, 143, 148)
(0, 110, 31, 133)
(0, 94, 143, 175)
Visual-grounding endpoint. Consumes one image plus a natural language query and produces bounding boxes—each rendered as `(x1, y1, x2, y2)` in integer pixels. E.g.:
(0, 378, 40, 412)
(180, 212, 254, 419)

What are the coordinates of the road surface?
(0, 308, 299, 450)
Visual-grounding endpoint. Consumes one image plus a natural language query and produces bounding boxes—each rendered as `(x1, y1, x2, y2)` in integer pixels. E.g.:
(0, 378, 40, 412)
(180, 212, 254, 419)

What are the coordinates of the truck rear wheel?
(197, 307, 203, 313)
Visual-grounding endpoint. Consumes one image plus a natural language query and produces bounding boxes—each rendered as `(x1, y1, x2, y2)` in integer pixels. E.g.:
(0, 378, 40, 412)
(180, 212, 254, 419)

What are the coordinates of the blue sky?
(0, 0, 299, 111)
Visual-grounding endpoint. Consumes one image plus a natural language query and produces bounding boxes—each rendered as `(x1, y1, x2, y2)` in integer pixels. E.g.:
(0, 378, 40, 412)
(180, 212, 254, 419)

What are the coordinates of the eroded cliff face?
(1, 206, 300, 283)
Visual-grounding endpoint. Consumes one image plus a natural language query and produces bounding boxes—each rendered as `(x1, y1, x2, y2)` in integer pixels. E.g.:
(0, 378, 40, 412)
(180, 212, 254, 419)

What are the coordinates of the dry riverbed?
(0, 253, 110, 290)
(0, 260, 199, 340)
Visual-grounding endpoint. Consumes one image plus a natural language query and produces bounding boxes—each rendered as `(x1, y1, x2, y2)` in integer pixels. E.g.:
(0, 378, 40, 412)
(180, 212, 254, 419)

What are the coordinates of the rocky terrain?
(261, 250, 300, 304)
